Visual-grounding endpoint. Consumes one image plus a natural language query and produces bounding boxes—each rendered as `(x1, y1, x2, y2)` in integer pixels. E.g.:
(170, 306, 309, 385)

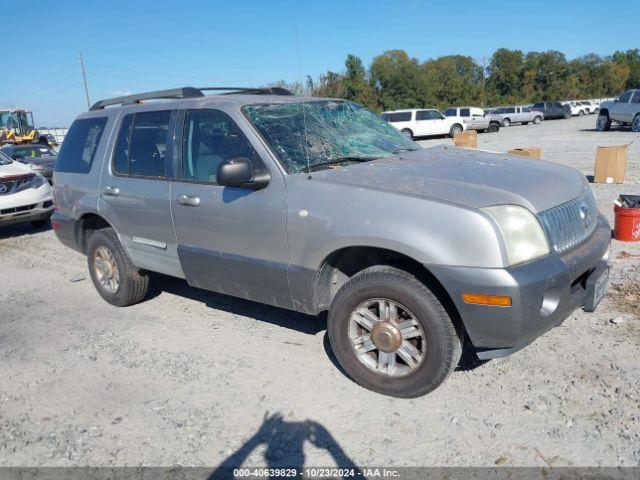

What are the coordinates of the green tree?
(370, 50, 423, 110)
(343, 54, 377, 109)
(612, 49, 640, 89)
(422, 55, 483, 109)
(486, 48, 524, 104)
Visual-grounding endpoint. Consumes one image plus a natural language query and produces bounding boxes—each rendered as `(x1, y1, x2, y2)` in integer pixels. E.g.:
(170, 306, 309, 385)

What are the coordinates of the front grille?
(0, 174, 34, 195)
(0, 204, 37, 215)
(538, 190, 598, 254)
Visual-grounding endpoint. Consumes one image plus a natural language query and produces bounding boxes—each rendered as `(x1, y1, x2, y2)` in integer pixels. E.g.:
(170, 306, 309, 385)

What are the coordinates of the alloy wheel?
(348, 298, 426, 377)
(93, 246, 120, 294)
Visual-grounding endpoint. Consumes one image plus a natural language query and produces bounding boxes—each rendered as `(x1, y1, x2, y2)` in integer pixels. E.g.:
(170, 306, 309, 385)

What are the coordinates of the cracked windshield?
(244, 100, 419, 173)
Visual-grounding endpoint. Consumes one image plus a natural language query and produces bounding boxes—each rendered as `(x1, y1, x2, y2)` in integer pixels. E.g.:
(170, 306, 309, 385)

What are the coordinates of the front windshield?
(243, 100, 420, 174)
(12, 146, 55, 158)
(0, 151, 12, 165)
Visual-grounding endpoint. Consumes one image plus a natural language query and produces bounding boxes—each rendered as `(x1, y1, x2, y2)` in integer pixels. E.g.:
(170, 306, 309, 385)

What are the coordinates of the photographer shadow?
(208, 413, 363, 480)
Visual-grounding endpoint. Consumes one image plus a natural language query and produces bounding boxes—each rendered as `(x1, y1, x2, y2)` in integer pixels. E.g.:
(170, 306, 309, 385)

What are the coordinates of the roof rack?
(90, 86, 294, 111)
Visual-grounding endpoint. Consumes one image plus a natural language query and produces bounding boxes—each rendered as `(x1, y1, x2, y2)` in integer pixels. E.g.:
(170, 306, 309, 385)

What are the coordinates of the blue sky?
(1, 0, 636, 127)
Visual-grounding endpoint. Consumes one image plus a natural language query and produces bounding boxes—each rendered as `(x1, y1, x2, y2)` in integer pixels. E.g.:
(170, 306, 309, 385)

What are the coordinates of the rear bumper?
(51, 211, 83, 253)
(428, 216, 611, 358)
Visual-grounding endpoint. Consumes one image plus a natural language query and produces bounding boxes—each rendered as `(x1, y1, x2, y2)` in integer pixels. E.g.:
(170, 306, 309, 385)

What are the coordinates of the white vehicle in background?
(0, 151, 53, 228)
(562, 101, 588, 116)
(578, 101, 599, 114)
(381, 109, 466, 138)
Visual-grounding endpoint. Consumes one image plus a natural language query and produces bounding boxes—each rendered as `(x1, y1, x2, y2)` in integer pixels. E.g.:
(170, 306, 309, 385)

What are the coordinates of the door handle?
(103, 186, 120, 197)
(177, 194, 201, 207)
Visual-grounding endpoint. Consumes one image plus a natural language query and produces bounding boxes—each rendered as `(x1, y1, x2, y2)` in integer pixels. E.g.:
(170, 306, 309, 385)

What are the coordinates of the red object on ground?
(614, 204, 640, 242)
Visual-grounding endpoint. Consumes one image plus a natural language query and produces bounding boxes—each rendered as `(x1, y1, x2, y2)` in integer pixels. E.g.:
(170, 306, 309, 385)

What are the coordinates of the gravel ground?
(0, 114, 639, 469)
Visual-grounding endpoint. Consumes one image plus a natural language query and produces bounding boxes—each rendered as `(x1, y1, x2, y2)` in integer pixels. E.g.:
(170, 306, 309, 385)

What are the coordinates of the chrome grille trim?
(538, 190, 598, 254)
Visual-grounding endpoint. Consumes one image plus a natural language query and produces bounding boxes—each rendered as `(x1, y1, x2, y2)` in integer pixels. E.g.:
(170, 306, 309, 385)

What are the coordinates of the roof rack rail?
(90, 87, 204, 111)
(90, 86, 294, 111)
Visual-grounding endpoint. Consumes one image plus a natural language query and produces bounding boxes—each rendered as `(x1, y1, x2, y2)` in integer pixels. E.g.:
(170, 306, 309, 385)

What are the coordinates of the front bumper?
(428, 215, 611, 359)
(0, 184, 54, 227)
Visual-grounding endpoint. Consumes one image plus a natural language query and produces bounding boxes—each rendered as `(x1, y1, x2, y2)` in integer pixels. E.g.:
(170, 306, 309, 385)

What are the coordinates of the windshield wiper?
(307, 156, 379, 172)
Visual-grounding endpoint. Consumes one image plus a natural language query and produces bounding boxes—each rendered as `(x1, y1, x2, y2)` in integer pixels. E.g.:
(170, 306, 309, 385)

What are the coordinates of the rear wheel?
(400, 128, 413, 139)
(596, 113, 611, 131)
(502, 118, 511, 127)
(449, 124, 463, 137)
(632, 114, 640, 133)
(487, 122, 499, 133)
(578, 110, 585, 116)
(533, 115, 542, 124)
(87, 228, 149, 307)
(327, 266, 462, 398)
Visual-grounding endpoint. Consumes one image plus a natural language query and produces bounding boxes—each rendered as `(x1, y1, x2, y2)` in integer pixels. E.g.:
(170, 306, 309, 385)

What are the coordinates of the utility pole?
(79, 51, 91, 110)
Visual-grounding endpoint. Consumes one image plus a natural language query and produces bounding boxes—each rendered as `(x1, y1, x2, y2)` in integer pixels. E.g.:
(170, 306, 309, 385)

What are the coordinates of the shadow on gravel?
(148, 273, 327, 335)
(0, 220, 51, 240)
(208, 412, 362, 479)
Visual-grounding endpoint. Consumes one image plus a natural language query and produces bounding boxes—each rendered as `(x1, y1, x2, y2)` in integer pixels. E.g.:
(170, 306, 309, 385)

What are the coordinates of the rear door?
(415, 110, 443, 135)
(98, 109, 183, 278)
(170, 108, 291, 309)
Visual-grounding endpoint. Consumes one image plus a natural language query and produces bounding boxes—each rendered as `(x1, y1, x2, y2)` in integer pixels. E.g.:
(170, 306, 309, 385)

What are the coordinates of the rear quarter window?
(56, 117, 108, 173)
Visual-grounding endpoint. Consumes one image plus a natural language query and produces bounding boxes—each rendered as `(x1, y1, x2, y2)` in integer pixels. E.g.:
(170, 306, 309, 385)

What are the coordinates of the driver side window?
(182, 109, 261, 184)
(618, 91, 633, 103)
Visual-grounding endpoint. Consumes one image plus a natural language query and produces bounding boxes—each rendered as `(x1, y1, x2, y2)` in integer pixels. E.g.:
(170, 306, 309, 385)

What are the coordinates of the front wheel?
(327, 266, 462, 398)
(449, 124, 463, 137)
(596, 113, 611, 131)
(533, 115, 542, 124)
(487, 122, 499, 133)
(578, 110, 585, 116)
(502, 118, 511, 127)
(87, 228, 149, 307)
(632, 114, 640, 133)
(400, 128, 413, 139)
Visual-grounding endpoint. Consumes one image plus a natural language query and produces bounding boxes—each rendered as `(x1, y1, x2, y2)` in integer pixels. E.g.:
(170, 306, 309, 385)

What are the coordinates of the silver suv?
(52, 87, 610, 397)
(596, 89, 640, 132)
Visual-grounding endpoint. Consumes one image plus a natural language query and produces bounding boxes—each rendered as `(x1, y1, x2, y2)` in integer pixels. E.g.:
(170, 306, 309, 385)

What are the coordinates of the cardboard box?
(453, 130, 477, 148)
(507, 147, 541, 159)
(594, 145, 627, 184)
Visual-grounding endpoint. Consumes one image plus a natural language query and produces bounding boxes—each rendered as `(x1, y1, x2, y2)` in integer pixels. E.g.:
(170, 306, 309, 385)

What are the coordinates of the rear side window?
(112, 110, 171, 178)
(56, 117, 107, 173)
(388, 112, 412, 122)
(459, 108, 470, 117)
(505, 107, 516, 114)
(533, 103, 543, 108)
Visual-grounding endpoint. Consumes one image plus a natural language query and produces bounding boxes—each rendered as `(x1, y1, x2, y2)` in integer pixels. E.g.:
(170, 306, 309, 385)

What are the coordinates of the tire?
(596, 113, 611, 131)
(632, 114, 640, 133)
(400, 128, 413, 139)
(564, 113, 571, 119)
(449, 124, 463, 137)
(487, 122, 499, 133)
(327, 266, 462, 398)
(578, 110, 585, 116)
(533, 115, 542, 124)
(502, 118, 511, 127)
(87, 227, 149, 307)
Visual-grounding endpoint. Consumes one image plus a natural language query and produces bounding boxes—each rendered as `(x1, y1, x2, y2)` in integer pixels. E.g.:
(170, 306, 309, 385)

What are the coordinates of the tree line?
(272, 48, 640, 112)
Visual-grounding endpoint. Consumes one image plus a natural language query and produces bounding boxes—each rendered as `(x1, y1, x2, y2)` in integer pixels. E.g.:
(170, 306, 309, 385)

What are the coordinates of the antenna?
(79, 51, 91, 110)
(294, 17, 312, 179)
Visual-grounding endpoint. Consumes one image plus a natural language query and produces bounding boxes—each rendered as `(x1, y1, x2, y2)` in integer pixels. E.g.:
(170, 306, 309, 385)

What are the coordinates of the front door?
(170, 108, 292, 309)
(98, 109, 183, 278)
(415, 110, 442, 135)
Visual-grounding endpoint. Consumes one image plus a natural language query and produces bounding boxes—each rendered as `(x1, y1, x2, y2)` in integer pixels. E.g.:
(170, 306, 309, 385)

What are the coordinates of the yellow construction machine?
(0, 109, 42, 145)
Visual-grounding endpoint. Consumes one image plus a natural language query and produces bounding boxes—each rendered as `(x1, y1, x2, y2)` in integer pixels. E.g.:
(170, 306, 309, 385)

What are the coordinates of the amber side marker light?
(461, 293, 512, 307)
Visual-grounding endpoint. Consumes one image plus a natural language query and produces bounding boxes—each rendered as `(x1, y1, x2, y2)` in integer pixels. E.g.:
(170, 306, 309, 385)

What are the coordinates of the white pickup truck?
(381, 109, 466, 138)
(597, 90, 640, 132)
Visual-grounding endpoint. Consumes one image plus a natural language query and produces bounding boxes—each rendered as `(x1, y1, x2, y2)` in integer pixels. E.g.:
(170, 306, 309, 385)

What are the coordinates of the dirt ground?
(0, 114, 639, 468)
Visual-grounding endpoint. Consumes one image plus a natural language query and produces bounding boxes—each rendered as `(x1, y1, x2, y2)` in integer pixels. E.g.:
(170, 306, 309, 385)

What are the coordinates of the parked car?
(381, 108, 466, 138)
(443, 106, 500, 133)
(562, 101, 588, 116)
(0, 144, 57, 183)
(577, 101, 598, 114)
(531, 101, 571, 120)
(53, 87, 610, 398)
(596, 89, 640, 132)
(0, 150, 54, 228)
(490, 106, 544, 126)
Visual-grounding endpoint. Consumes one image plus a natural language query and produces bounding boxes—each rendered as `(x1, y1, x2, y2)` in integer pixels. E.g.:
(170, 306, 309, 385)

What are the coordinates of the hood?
(0, 160, 32, 178)
(308, 145, 587, 213)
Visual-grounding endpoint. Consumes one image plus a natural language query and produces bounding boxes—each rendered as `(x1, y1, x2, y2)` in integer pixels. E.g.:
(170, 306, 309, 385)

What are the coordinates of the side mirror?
(217, 157, 269, 190)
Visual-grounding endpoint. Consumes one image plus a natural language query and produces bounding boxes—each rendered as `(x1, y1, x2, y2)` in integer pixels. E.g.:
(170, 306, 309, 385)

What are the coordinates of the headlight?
(483, 205, 550, 266)
(15, 173, 47, 193)
(28, 163, 44, 171)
